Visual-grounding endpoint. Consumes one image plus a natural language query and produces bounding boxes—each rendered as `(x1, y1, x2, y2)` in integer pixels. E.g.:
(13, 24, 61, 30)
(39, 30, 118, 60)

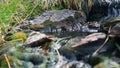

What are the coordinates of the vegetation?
(0, 0, 120, 68)
(0, 0, 94, 35)
(0, 0, 93, 40)
(0, 1, 92, 67)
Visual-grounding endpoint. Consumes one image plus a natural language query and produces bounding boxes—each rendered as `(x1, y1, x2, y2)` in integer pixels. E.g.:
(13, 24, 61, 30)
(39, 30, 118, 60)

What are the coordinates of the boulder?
(24, 31, 52, 47)
(16, 9, 86, 32)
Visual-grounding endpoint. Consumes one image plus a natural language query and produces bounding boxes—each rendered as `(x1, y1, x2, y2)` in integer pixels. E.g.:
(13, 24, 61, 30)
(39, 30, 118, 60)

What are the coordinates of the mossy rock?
(16, 9, 86, 31)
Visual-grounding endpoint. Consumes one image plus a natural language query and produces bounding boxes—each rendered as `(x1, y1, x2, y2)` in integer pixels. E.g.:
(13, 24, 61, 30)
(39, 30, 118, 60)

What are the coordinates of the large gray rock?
(16, 9, 86, 32)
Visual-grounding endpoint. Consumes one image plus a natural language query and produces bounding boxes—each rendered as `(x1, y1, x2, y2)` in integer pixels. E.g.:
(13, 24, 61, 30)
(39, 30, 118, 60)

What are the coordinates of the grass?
(0, 0, 94, 39)
(0, 0, 94, 48)
(0, 0, 43, 24)
(0, 0, 87, 45)
(0, 0, 93, 24)
(0, 1, 91, 67)
(0, 0, 41, 34)
(0, 0, 120, 68)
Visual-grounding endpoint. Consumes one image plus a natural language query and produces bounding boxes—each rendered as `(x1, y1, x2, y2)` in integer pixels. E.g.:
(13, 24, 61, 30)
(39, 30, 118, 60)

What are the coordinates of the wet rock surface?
(9, 8, 120, 67)
(1, 1, 120, 68)
(16, 9, 86, 33)
(24, 31, 52, 47)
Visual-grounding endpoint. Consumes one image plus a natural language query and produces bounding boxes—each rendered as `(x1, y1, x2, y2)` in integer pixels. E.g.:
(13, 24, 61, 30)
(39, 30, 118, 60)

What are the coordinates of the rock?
(61, 61, 91, 68)
(99, 17, 120, 36)
(59, 32, 116, 60)
(50, 55, 91, 68)
(24, 31, 52, 47)
(109, 22, 120, 37)
(72, 33, 106, 47)
(101, 17, 120, 27)
(57, 60, 92, 68)
(16, 9, 86, 32)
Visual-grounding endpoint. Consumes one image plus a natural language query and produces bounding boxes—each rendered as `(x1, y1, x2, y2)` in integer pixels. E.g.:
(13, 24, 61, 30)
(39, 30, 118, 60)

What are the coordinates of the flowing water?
(1, 0, 120, 68)
(91, 0, 120, 23)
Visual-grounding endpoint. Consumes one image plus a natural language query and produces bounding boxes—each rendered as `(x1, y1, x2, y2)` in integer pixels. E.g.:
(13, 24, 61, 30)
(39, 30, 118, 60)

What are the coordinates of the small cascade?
(98, 0, 120, 23)
(99, 7, 119, 23)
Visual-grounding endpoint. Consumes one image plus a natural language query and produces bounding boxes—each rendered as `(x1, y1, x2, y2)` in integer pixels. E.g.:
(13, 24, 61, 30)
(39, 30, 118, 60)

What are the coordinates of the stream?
(0, 0, 120, 68)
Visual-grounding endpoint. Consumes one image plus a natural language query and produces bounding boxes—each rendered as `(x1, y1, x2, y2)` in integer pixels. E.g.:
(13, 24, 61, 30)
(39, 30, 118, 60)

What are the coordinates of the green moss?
(44, 20, 53, 26)
(4, 32, 27, 41)
(29, 24, 45, 29)
(13, 32, 27, 41)
(20, 24, 45, 30)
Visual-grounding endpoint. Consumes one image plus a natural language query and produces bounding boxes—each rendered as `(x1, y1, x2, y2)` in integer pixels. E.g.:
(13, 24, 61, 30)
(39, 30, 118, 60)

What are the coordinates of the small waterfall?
(98, 0, 120, 23)
(112, 7, 118, 17)
(107, 7, 119, 17)
(119, 9, 120, 16)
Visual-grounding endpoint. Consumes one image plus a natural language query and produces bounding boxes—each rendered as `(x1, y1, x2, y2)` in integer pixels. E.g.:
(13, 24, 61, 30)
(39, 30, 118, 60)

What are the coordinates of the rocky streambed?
(1, 1, 120, 68)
